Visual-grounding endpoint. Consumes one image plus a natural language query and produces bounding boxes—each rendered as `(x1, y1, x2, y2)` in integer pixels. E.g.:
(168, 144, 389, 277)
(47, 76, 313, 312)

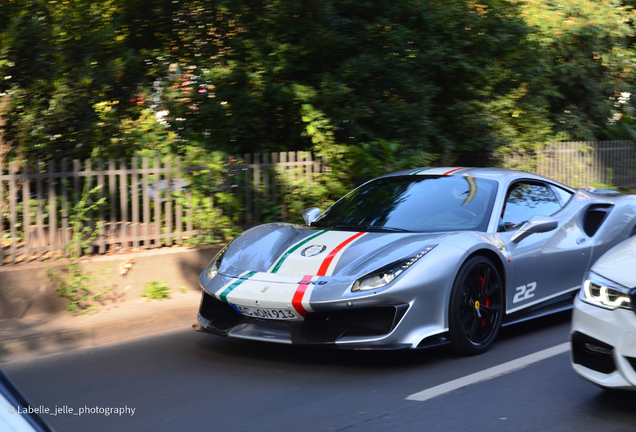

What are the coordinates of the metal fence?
(3, 141, 636, 265)
(226, 151, 324, 226)
(0, 152, 324, 265)
(503, 141, 636, 189)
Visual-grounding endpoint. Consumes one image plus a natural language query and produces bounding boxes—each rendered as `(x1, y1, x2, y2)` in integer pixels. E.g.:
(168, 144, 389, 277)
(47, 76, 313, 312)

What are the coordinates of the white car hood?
(591, 235, 636, 288)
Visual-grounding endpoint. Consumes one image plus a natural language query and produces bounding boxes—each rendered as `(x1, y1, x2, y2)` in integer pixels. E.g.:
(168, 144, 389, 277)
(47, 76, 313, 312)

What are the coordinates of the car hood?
(591, 235, 636, 288)
(219, 223, 453, 283)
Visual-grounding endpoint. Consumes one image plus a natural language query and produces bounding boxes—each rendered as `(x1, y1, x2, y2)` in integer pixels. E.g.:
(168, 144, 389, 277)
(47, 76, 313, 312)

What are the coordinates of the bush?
(141, 280, 171, 300)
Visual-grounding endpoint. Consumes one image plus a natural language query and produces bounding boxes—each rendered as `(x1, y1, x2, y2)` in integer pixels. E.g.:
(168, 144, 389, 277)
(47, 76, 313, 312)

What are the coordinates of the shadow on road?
(498, 309, 572, 341)
(191, 311, 573, 373)
(193, 335, 451, 370)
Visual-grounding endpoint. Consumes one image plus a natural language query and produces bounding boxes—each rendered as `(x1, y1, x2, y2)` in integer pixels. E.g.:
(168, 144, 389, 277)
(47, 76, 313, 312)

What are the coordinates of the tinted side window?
(550, 185, 573, 207)
(499, 182, 561, 232)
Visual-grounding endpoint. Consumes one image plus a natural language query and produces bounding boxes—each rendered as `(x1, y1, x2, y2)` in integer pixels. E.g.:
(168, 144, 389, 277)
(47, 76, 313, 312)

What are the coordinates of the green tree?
(8, 0, 634, 169)
(0, 0, 176, 162)
(160, 0, 553, 165)
(518, 0, 636, 141)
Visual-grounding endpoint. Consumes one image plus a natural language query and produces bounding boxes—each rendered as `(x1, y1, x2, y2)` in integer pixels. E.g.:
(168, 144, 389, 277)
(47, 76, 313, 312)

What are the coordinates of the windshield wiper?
(329, 224, 410, 232)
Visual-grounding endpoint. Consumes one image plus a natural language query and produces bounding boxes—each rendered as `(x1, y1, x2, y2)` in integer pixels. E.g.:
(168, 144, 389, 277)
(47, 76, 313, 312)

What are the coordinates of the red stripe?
(292, 275, 313, 317)
(443, 167, 467, 175)
(316, 232, 366, 276)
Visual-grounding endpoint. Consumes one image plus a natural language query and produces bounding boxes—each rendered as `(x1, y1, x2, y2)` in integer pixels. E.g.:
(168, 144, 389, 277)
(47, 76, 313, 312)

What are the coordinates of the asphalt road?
(3, 311, 636, 432)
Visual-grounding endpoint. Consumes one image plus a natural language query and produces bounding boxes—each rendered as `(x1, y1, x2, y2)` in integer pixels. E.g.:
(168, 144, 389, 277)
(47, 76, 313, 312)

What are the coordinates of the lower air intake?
(199, 292, 244, 331)
(303, 305, 407, 339)
(571, 332, 616, 374)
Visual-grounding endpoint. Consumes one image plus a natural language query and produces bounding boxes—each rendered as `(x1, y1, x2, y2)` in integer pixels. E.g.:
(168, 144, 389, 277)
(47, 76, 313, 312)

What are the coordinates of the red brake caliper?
(480, 276, 489, 327)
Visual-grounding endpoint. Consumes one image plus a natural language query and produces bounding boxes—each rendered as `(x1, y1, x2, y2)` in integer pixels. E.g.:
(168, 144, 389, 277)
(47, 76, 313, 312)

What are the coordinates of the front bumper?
(195, 291, 415, 349)
(570, 296, 636, 390)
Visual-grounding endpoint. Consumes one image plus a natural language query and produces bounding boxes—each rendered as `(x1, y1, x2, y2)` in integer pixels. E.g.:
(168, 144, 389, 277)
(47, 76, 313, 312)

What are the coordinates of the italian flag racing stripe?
(317, 231, 366, 276)
(269, 230, 367, 276)
(443, 167, 467, 175)
(411, 167, 433, 175)
(292, 275, 313, 317)
(219, 271, 257, 303)
(271, 230, 328, 274)
(411, 167, 468, 176)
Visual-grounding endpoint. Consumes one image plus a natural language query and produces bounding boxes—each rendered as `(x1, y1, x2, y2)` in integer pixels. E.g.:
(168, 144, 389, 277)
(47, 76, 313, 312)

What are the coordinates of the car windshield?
(312, 175, 498, 232)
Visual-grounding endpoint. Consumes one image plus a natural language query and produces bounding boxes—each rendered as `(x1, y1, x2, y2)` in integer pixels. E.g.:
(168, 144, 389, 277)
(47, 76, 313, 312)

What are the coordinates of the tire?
(448, 256, 503, 356)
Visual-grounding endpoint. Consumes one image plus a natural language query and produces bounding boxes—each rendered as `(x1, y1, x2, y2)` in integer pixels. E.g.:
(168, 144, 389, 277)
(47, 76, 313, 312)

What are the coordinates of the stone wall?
(0, 245, 222, 320)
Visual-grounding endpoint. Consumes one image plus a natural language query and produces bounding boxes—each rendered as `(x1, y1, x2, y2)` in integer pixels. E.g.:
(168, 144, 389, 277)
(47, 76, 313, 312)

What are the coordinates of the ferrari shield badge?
(301, 245, 327, 257)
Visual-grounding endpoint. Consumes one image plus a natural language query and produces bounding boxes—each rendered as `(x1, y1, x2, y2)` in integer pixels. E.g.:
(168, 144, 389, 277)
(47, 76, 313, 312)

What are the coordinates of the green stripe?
(219, 271, 257, 303)
(271, 230, 327, 273)
(411, 168, 432, 175)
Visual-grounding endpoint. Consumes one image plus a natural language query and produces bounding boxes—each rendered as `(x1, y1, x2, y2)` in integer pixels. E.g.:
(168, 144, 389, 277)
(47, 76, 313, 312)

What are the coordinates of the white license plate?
(235, 305, 301, 320)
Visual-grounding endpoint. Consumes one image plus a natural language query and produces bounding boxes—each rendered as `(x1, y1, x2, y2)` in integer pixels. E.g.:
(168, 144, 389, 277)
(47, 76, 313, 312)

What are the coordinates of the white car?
(0, 368, 54, 432)
(571, 235, 636, 390)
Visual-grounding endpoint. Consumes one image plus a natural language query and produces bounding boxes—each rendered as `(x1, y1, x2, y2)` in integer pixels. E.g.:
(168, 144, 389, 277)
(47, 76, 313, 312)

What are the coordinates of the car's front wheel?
(448, 256, 503, 356)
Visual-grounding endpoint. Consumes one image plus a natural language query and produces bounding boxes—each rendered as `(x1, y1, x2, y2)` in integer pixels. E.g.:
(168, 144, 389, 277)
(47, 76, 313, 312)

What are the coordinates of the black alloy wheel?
(448, 256, 503, 355)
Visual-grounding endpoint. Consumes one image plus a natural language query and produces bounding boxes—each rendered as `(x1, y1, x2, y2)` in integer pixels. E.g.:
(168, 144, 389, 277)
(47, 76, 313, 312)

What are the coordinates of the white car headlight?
(205, 245, 228, 279)
(580, 271, 632, 310)
(352, 245, 437, 292)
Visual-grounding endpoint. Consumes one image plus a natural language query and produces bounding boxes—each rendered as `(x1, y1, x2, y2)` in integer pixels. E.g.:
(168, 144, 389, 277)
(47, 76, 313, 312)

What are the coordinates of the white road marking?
(406, 342, 570, 401)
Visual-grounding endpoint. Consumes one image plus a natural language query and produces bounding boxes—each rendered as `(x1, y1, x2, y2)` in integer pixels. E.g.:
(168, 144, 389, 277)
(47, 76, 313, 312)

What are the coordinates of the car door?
(495, 181, 592, 313)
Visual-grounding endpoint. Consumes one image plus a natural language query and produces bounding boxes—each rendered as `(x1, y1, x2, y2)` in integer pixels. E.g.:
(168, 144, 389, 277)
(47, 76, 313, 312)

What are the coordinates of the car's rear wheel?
(448, 256, 503, 355)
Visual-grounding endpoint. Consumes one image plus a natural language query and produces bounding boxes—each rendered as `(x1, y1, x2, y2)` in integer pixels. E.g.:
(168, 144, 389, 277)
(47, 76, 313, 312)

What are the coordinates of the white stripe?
(301, 283, 315, 313)
(225, 279, 299, 309)
(413, 167, 464, 176)
(506, 286, 579, 314)
(272, 231, 364, 275)
(405, 342, 570, 402)
(244, 272, 305, 284)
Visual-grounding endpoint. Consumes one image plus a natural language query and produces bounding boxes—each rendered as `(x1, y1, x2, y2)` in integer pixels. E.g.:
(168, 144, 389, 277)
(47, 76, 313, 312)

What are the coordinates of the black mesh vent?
(583, 204, 612, 237)
(572, 332, 616, 374)
(199, 292, 244, 331)
(303, 306, 404, 339)
(198, 295, 409, 344)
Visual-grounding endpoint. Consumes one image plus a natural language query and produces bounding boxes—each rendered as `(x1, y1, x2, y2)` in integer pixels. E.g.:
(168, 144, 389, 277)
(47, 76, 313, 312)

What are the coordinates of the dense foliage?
(519, 0, 636, 141)
(1, 0, 636, 170)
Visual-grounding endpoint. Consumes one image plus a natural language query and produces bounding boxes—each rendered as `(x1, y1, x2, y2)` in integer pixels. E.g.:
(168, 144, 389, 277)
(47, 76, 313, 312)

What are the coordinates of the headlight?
(205, 245, 228, 279)
(580, 271, 632, 310)
(352, 244, 437, 292)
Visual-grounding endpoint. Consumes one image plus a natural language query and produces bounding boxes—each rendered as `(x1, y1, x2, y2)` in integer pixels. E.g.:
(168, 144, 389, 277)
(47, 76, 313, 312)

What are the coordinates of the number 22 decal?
(513, 282, 537, 303)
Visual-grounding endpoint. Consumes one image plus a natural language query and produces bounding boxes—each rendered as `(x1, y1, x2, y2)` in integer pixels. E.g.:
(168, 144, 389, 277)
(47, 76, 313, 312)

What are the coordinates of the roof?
(380, 167, 573, 190)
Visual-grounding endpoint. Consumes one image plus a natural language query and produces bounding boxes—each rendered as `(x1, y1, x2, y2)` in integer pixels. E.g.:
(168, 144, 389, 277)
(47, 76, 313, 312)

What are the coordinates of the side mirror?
(302, 207, 321, 225)
(510, 215, 558, 243)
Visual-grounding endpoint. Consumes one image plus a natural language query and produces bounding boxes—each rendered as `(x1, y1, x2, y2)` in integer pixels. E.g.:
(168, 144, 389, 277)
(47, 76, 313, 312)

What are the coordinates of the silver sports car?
(195, 167, 636, 355)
